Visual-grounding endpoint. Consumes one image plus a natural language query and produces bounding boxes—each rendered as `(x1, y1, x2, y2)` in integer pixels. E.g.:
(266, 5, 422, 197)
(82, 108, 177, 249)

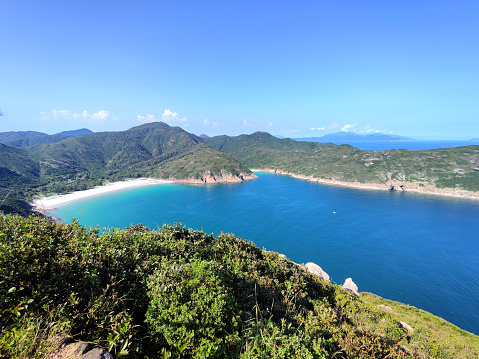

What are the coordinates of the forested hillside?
(0, 122, 255, 214)
(0, 128, 93, 147)
(1, 213, 477, 358)
(205, 132, 479, 194)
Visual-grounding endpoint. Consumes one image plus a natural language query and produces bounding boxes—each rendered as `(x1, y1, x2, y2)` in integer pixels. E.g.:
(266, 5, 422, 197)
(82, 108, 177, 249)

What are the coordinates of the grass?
(361, 292, 479, 358)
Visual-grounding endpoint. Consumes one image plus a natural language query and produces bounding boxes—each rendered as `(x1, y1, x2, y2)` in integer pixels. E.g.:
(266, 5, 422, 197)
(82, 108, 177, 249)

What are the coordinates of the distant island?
(293, 131, 415, 142)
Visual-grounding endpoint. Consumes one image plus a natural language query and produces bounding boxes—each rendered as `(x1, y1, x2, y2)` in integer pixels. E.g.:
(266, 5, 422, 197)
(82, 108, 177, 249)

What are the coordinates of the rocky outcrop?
(175, 170, 258, 184)
(378, 304, 393, 313)
(399, 321, 414, 333)
(47, 335, 113, 359)
(342, 277, 359, 297)
(304, 262, 330, 281)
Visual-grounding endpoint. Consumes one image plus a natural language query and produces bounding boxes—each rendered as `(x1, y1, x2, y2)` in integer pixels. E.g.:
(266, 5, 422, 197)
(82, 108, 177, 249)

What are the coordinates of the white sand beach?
(32, 178, 172, 212)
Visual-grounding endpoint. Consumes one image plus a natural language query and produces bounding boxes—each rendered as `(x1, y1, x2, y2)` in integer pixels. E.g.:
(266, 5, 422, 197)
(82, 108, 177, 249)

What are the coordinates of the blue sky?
(1, 1, 478, 139)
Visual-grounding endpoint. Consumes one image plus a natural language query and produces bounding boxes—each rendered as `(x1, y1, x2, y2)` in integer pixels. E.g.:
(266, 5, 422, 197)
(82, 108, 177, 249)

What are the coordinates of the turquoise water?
(56, 172, 479, 335)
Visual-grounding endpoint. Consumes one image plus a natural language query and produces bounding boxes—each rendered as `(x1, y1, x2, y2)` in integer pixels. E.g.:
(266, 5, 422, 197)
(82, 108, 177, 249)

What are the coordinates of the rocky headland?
(254, 168, 479, 200)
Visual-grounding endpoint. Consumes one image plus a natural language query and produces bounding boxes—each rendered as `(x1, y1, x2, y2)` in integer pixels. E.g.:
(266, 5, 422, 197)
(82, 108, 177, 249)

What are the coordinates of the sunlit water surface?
(56, 172, 479, 334)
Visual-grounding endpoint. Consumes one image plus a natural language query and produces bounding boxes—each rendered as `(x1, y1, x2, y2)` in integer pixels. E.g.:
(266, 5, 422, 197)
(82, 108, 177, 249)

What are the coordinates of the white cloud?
(309, 127, 325, 131)
(162, 109, 188, 124)
(267, 122, 273, 128)
(341, 124, 356, 132)
(203, 118, 218, 128)
(41, 109, 118, 123)
(358, 125, 393, 135)
(137, 113, 158, 123)
(329, 121, 340, 130)
(91, 110, 113, 123)
(290, 129, 301, 132)
(243, 120, 253, 127)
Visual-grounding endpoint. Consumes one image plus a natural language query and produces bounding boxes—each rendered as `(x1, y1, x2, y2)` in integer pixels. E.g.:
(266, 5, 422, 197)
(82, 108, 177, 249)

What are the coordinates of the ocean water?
(329, 139, 479, 151)
(55, 172, 479, 335)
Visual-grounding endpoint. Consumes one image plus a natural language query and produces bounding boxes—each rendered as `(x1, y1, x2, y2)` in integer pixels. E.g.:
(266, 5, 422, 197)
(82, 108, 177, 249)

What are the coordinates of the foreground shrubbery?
(0, 213, 477, 358)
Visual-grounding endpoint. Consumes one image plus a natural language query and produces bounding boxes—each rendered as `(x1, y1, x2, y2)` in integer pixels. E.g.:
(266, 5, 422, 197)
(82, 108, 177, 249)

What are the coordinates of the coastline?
(31, 178, 173, 214)
(252, 169, 479, 200)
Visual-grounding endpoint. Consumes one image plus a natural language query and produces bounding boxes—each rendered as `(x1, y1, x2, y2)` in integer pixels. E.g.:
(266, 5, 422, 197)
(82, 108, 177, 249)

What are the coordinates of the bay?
(55, 172, 479, 335)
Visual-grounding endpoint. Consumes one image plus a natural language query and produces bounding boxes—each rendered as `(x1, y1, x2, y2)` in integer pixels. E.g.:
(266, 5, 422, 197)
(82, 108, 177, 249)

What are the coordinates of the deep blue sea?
(55, 171, 479, 335)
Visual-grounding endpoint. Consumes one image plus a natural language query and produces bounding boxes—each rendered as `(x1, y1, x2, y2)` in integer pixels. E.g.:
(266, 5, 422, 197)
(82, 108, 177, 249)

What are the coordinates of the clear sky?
(1, 1, 478, 139)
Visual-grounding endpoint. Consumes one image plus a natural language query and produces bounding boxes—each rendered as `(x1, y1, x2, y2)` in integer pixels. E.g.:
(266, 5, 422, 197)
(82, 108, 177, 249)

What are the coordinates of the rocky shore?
(174, 170, 258, 184)
(254, 168, 479, 200)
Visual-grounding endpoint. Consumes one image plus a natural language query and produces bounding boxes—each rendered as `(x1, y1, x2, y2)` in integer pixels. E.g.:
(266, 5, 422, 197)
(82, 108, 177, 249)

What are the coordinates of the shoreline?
(252, 169, 479, 200)
(31, 178, 173, 214)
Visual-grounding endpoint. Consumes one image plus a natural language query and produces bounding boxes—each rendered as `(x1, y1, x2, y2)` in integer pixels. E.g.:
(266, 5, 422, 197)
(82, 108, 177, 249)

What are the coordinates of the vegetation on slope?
(205, 133, 479, 192)
(1, 213, 477, 358)
(0, 122, 254, 214)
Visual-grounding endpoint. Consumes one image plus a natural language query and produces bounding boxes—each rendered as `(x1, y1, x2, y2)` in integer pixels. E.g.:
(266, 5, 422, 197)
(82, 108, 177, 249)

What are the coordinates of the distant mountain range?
(293, 132, 415, 142)
(0, 128, 93, 147)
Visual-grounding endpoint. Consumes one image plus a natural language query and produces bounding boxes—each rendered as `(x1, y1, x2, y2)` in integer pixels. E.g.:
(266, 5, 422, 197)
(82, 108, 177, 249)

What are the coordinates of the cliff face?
(175, 170, 258, 184)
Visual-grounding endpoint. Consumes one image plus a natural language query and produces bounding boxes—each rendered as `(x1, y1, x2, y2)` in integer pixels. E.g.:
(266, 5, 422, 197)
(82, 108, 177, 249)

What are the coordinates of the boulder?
(305, 262, 330, 281)
(82, 348, 114, 359)
(378, 304, 393, 313)
(47, 339, 113, 359)
(342, 277, 359, 297)
(399, 321, 414, 333)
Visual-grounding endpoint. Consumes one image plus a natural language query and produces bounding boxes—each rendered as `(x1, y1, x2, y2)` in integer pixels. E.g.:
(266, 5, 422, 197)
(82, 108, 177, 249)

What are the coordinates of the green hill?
(205, 132, 479, 195)
(1, 128, 93, 147)
(0, 122, 255, 214)
(1, 213, 477, 358)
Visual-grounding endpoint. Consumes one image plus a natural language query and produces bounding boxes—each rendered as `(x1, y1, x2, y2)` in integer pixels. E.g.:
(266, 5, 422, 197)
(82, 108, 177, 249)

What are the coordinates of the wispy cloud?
(341, 124, 356, 132)
(162, 109, 189, 123)
(361, 125, 393, 135)
(243, 120, 253, 127)
(290, 128, 301, 132)
(267, 122, 273, 128)
(309, 127, 325, 131)
(329, 121, 340, 130)
(41, 109, 118, 123)
(203, 118, 218, 128)
(137, 113, 158, 123)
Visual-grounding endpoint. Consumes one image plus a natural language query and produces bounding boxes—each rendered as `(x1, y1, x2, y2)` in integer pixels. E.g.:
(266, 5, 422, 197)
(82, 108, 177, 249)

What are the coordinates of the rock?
(342, 277, 359, 297)
(378, 304, 393, 313)
(305, 262, 330, 281)
(82, 348, 114, 359)
(399, 321, 414, 333)
(48, 339, 113, 359)
(50, 341, 92, 359)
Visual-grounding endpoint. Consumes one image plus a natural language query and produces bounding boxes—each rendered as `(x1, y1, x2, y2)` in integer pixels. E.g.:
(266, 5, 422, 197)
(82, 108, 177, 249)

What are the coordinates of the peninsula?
(204, 131, 479, 200)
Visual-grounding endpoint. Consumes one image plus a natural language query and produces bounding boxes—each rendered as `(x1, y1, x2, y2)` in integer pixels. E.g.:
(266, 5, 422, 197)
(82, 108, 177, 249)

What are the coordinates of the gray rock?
(82, 348, 114, 359)
(50, 341, 92, 359)
(378, 304, 393, 313)
(305, 262, 330, 281)
(342, 277, 359, 297)
(399, 321, 414, 332)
